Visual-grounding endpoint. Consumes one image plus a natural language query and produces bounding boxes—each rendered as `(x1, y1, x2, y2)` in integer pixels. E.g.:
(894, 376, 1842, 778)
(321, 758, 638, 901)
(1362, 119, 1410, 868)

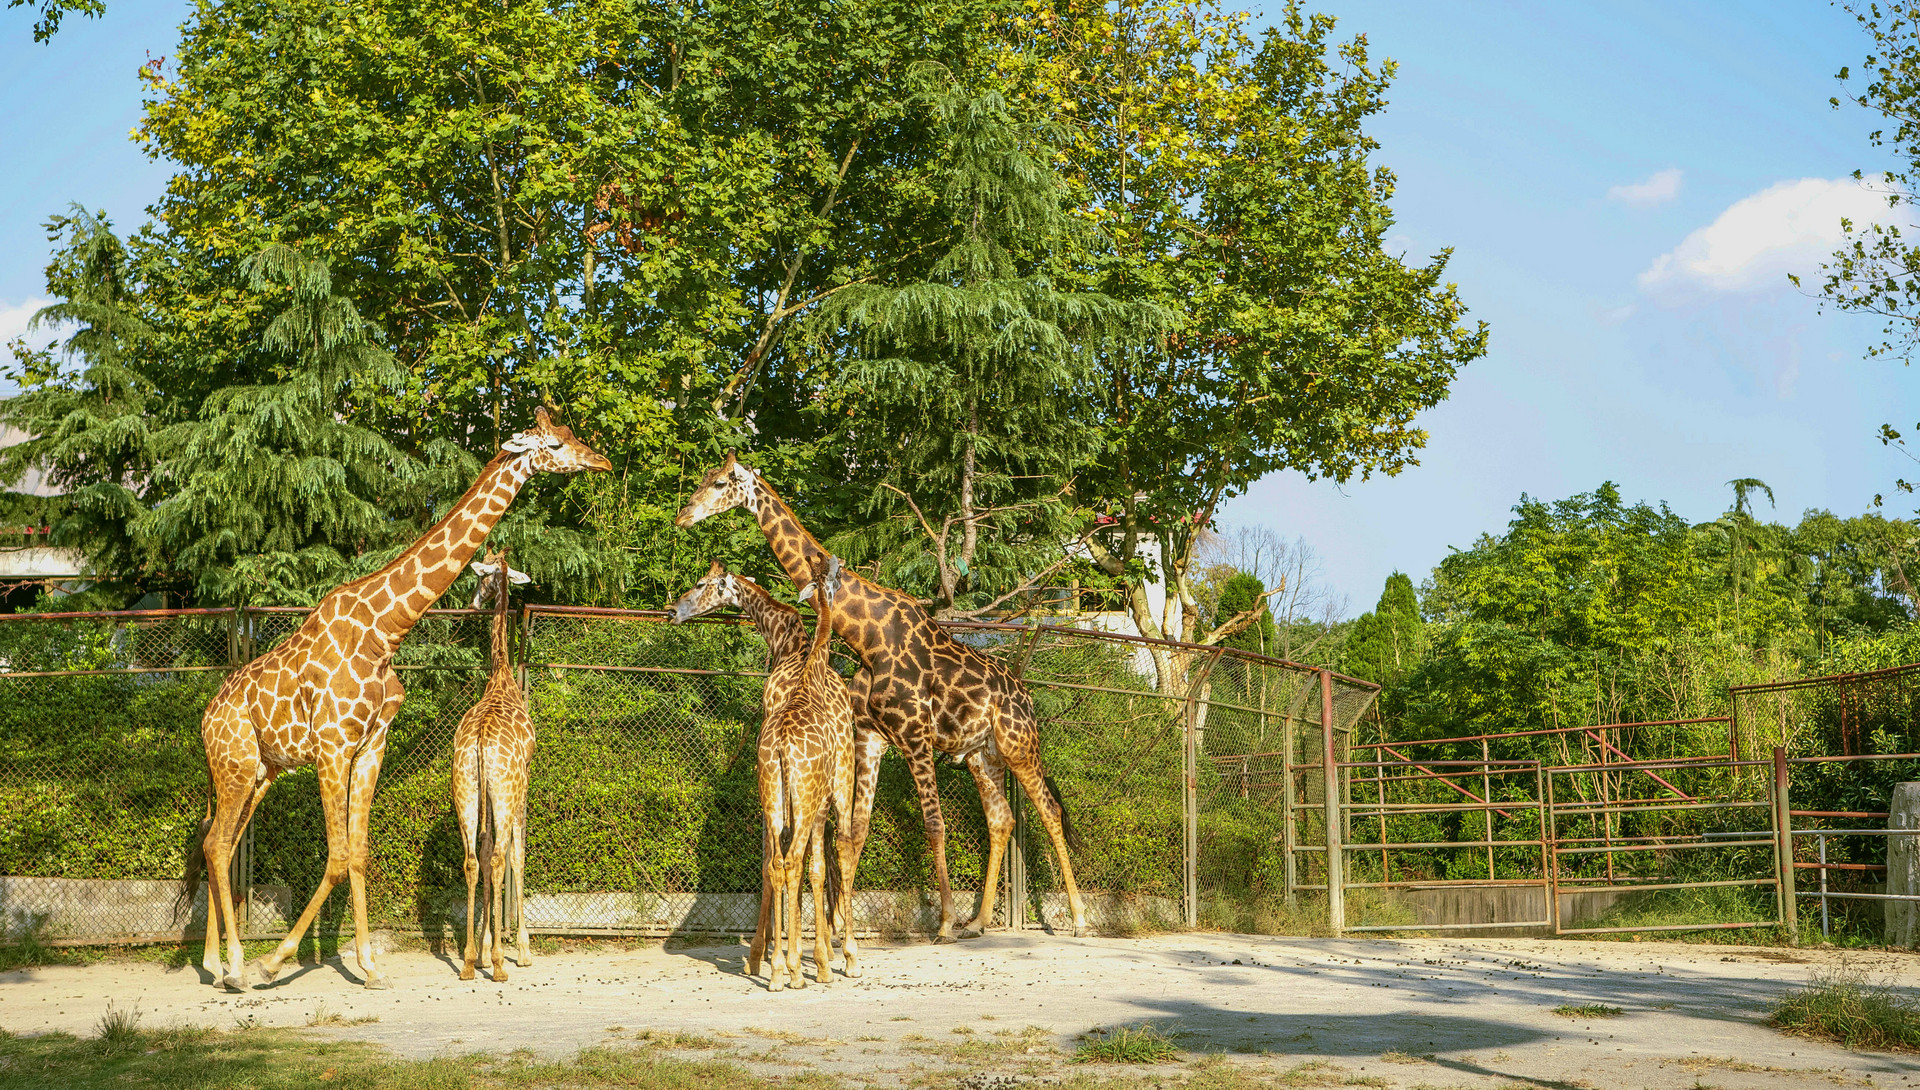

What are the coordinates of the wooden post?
(1888, 782, 1920, 947)
(1320, 668, 1344, 935)
(1772, 746, 1798, 942)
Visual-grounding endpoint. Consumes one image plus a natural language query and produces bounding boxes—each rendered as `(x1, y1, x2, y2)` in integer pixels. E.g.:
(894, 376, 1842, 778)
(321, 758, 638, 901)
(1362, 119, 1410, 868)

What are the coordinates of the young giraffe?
(669, 559, 860, 980)
(755, 554, 857, 990)
(675, 454, 1090, 939)
(452, 548, 535, 982)
(183, 409, 609, 992)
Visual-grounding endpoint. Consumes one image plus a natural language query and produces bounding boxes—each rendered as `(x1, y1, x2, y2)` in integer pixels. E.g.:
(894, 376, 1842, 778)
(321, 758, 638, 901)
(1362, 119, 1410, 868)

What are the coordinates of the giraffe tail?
(477, 782, 497, 945)
(175, 797, 215, 925)
(1042, 774, 1081, 851)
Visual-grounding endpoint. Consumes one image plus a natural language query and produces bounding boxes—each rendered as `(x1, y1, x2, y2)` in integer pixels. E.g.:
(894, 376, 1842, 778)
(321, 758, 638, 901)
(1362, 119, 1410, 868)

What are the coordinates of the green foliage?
(1072, 1024, 1180, 1065)
(1341, 573, 1422, 686)
(1010, 0, 1486, 644)
(1773, 970, 1920, 1053)
(6, 0, 101, 41)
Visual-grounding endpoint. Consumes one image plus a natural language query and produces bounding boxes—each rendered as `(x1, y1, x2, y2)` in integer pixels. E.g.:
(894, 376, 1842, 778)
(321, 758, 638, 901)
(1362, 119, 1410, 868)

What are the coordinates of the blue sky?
(0, 3, 1912, 616)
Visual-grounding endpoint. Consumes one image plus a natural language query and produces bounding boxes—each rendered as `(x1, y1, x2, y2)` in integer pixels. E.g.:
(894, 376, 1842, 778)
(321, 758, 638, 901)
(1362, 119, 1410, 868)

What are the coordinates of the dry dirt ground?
(4, 932, 1919, 1089)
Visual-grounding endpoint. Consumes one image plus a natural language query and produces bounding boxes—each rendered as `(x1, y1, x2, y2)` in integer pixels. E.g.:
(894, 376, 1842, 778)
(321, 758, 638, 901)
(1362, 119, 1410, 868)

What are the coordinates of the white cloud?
(0, 297, 54, 348)
(1639, 177, 1898, 296)
(1608, 167, 1683, 207)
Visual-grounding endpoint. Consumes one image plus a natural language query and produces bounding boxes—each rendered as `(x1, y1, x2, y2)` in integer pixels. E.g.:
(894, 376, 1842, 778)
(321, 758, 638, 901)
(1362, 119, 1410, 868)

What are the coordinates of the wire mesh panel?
(0, 612, 235, 942)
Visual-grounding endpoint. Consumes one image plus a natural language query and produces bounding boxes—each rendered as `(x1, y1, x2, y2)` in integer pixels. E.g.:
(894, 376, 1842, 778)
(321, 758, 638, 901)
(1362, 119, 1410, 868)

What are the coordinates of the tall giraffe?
(184, 409, 609, 992)
(452, 548, 535, 982)
(675, 454, 1090, 939)
(670, 559, 860, 979)
(755, 554, 857, 989)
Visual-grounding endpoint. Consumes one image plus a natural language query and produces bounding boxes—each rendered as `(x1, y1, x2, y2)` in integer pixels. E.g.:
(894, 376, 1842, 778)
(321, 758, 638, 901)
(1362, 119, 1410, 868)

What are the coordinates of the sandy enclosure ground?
(4, 932, 1920, 1089)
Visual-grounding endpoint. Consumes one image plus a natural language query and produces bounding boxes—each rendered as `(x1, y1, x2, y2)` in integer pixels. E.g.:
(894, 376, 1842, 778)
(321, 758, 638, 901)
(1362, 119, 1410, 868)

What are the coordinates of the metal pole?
(1817, 832, 1830, 938)
(1772, 745, 1799, 942)
(1009, 773, 1027, 931)
(1482, 738, 1495, 881)
(1545, 768, 1562, 933)
(1282, 712, 1297, 905)
(1320, 668, 1344, 935)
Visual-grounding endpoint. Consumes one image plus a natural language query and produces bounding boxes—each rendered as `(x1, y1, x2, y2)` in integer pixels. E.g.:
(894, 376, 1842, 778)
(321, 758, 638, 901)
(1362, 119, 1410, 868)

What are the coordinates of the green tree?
(814, 71, 1160, 615)
(7, 0, 101, 41)
(1342, 572, 1423, 686)
(1007, 0, 1486, 672)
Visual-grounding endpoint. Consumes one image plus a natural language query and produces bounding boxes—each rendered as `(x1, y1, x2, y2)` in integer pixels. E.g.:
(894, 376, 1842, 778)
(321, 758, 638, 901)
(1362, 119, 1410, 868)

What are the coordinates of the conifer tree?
(134, 246, 473, 605)
(815, 69, 1162, 614)
(1343, 572, 1424, 686)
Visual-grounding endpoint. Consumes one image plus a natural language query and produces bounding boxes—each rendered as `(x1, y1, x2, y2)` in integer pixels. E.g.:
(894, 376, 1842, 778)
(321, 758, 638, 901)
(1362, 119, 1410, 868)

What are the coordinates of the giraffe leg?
(785, 823, 808, 990)
(201, 760, 257, 990)
(487, 780, 511, 982)
(513, 810, 531, 968)
(748, 823, 772, 979)
(832, 735, 862, 979)
(765, 828, 787, 992)
(453, 720, 483, 981)
(252, 751, 355, 985)
(1010, 760, 1090, 936)
(960, 748, 1015, 938)
(838, 726, 886, 942)
(809, 811, 832, 985)
(344, 703, 395, 989)
(903, 747, 956, 940)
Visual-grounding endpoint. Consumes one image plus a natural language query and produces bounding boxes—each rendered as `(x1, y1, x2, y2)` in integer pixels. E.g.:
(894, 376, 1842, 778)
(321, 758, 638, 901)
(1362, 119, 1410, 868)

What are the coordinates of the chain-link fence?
(0, 607, 1376, 947)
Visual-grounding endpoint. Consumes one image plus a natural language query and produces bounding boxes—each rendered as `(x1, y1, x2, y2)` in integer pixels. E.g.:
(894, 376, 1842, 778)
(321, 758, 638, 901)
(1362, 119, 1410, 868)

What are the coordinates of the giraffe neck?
(732, 577, 806, 663)
(361, 451, 535, 644)
(744, 472, 891, 658)
(489, 567, 512, 676)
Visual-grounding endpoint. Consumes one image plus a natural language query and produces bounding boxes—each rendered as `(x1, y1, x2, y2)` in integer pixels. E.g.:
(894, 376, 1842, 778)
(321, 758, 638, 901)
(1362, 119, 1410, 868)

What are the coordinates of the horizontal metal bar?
(1787, 752, 1920, 765)
(1341, 759, 1541, 769)
(1553, 839, 1776, 856)
(531, 663, 771, 679)
(1793, 861, 1887, 872)
(1343, 802, 1538, 817)
(1343, 918, 1554, 932)
(1791, 827, 1920, 836)
(1797, 890, 1920, 903)
(1557, 920, 1775, 935)
(1731, 661, 1920, 694)
(1550, 830, 1766, 845)
(1553, 799, 1768, 817)
(1792, 810, 1890, 819)
(1024, 677, 1177, 700)
(1348, 717, 1729, 751)
(0, 665, 230, 679)
(1553, 878, 1777, 894)
(1549, 758, 1767, 774)
(1343, 838, 1546, 852)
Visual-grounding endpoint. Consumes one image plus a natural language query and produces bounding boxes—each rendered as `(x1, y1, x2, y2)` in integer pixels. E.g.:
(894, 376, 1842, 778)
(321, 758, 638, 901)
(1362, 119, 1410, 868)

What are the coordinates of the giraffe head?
(796, 554, 841, 608)
(503, 407, 614, 474)
(669, 559, 752, 624)
(674, 451, 757, 528)
(469, 548, 532, 610)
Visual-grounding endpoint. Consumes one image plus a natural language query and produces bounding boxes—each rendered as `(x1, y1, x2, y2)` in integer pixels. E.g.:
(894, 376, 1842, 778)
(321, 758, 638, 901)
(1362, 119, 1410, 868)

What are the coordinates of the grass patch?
(305, 1001, 379, 1028)
(1771, 970, 1920, 1053)
(1073, 1024, 1180, 1065)
(1582, 885, 1788, 945)
(1550, 1004, 1623, 1019)
(0, 919, 98, 972)
(0, 1030, 845, 1089)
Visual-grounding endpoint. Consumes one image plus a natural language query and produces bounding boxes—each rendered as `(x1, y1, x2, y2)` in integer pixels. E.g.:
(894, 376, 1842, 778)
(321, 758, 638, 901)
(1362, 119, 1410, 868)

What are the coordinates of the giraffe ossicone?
(183, 408, 607, 993)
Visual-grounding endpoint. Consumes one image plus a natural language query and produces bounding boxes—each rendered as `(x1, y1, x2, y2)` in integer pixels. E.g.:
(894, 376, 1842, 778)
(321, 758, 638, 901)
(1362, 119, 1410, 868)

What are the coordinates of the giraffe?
(668, 558, 860, 980)
(452, 548, 535, 982)
(674, 453, 1090, 940)
(182, 408, 609, 992)
(754, 554, 858, 989)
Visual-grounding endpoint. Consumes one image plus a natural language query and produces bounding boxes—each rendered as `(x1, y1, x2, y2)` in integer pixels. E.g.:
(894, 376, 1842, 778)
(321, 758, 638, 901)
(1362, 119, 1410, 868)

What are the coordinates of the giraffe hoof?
(843, 962, 862, 979)
(459, 967, 475, 982)
(244, 959, 279, 987)
(221, 973, 246, 993)
(1072, 926, 1091, 938)
(364, 972, 394, 991)
(767, 977, 786, 992)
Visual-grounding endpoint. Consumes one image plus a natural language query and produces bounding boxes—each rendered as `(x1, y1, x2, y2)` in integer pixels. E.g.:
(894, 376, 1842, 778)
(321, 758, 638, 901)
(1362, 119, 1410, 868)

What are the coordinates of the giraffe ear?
(797, 581, 816, 602)
(507, 566, 532, 585)
(502, 432, 539, 453)
(470, 561, 499, 578)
